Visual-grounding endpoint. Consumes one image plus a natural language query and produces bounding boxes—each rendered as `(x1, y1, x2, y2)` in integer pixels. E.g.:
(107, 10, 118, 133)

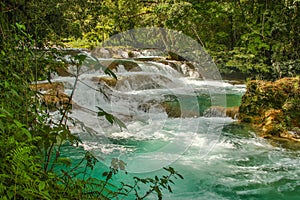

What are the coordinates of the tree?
(0, 1, 183, 199)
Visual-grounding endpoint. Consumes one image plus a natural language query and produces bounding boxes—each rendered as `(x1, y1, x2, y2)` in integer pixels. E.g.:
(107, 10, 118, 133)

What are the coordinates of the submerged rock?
(238, 77, 300, 142)
(138, 101, 200, 118)
(203, 106, 239, 119)
(161, 101, 201, 118)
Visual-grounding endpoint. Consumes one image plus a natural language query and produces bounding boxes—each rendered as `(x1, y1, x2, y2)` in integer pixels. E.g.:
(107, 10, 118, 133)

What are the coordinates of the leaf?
(104, 68, 117, 80)
(39, 181, 46, 191)
(105, 114, 114, 124)
(16, 23, 26, 31)
(74, 54, 87, 65)
(140, 179, 148, 184)
(113, 117, 127, 130)
(154, 186, 162, 199)
(96, 106, 127, 130)
(97, 111, 106, 117)
(13, 120, 25, 128)
(106, 171, 113, 181)
(163, 167, 174, 174)
(10, 88, 19, 97)
(57, 158, 72, 167)
(0, 108, 12, 117)
(21, 127, 32, 140)
(7, 190, 14, 199)
(168, 185, 173, 193)
(96, 106, 106, 114)
(176, 173, 184, 180)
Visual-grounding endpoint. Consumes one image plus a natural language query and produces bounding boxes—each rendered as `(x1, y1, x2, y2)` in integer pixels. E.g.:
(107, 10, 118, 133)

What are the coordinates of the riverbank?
(238, 77, 300, 143)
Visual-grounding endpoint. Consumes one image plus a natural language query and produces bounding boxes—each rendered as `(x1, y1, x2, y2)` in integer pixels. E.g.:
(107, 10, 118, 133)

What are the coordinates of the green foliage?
(97, 106, 127, 130)
(2, 0, 299, 198)
(2, 0, 298, 80)
(239, 77, 300, 137)
(100, 166, 184, 200)
(0, 12, 181, 198)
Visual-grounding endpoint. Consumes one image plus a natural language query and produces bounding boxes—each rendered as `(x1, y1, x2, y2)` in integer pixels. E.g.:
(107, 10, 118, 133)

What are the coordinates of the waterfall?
(37, 46, 247, 175)
(44, 48, 300, 200)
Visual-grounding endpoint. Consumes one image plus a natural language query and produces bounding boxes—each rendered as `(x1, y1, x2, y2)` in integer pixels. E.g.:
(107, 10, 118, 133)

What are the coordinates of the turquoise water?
(61, 91, 300, 199)
(62, 116, 300, 200)
(54, 52, 300, 199)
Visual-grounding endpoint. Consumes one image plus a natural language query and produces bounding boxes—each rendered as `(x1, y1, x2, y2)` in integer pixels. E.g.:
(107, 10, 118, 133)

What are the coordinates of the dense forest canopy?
(0, 0, 299, 199)
(1, 0, 299, 79)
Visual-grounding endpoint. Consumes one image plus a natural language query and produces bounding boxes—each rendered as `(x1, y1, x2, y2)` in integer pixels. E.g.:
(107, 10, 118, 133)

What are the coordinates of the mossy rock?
(239, 77, 300, 122)
(260, 109, 285, 136)
(91, 76, 118, 87)
(203, 106, 239, 119)
(239, 77, 300, 141)
(30, 82, 64, 92)
(30, 82, 74, 110)
(55, 65, 72, 76)
(138, 99, 200, 118)
(160, 101, 182, 118)
(167, 51, 187, 61)
(100, 60, 140, 72)
(134, 57, 165, 62)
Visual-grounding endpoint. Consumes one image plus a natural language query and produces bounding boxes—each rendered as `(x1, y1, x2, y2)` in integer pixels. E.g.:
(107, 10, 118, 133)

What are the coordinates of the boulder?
(161, 101, 200, 118)
(203, 106, 239, 119)
(91, 76, 118, 87)
(30, 82, 74, 110)
(226, 106, 240, 119)
(115, 74, 173, 91)
(138, 100, 201, 118)
(167, 51, 187, 61)
(160, 101, 182, 118)
(30, 82, 64, 92)
(55, 65, 72, 77)
(238, 77, 300, 141)
(100, 60, 140, 72)
(91, 47, 135, 59)
(91, 47, 112, 58)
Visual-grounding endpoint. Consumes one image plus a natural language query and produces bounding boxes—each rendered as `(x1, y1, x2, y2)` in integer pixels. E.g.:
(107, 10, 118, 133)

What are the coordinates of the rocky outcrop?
(30, 82, 74, 110)
(91, 77, 118, 87)
(91, 47, 165, 59)
(92, 74, 175, 91)
(91, 47, 131, 59)
(138, 100, 201, 118)
(100, 60, 140, 72)
(55, 65, 72, 77)
(203, 106, 239, 119)
(238, 77, 300, 142)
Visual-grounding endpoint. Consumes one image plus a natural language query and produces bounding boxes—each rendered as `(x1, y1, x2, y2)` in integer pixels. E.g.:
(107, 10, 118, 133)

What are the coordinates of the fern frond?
(9, 145, 35, 168)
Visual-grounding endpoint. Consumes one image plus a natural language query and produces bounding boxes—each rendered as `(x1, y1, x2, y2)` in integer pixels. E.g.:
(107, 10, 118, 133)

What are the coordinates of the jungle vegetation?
(0, 0, 299, 199)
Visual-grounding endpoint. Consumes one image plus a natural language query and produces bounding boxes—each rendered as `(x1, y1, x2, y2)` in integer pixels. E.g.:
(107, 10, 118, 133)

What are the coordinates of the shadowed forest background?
(1, 0, 299, 79)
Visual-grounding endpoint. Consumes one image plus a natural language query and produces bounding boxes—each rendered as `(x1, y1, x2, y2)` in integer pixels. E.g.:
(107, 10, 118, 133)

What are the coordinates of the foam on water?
(50, 52, 300, 199)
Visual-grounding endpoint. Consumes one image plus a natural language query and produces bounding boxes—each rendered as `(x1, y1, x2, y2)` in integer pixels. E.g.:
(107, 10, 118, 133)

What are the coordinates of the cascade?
(45, 48, 300, 199)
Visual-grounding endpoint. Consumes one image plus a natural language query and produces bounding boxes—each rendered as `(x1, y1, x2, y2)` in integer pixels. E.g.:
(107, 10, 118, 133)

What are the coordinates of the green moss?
(239, 77, 300, 140)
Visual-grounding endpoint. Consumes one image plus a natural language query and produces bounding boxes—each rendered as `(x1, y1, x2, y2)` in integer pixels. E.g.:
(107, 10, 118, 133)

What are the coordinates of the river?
(46, 45, 300, 200)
